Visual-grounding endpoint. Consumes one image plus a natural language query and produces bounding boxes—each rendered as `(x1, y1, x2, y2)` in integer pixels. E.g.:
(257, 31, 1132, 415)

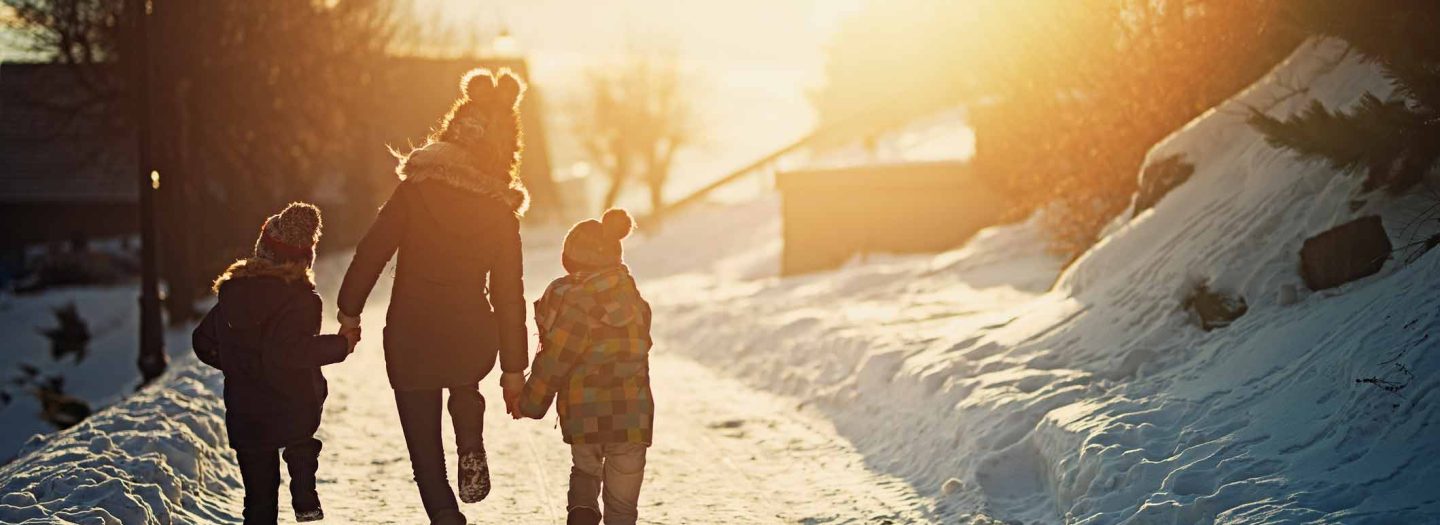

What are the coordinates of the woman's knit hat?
(393, 68, 530, 216)
(563, 209, 633, 272)
(253, 202, 322, 266)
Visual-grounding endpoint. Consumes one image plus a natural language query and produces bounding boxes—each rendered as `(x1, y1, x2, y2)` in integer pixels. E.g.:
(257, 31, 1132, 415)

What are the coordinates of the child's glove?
(500, 372, 525, 419)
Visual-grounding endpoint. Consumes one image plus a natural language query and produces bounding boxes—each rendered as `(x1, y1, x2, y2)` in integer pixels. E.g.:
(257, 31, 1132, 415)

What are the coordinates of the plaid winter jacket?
(518, 265, 654, 445)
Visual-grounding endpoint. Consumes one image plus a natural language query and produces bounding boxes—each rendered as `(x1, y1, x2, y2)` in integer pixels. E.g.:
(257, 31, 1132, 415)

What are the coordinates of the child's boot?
(295, 506, 325, 523)
(566, 507, 602, 525)
(449, 387, 490, 503)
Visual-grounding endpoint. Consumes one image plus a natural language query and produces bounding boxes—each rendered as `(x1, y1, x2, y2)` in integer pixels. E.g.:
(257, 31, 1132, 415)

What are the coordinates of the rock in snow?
(1299, 215, 1393, 291)
(1133, 153, 1196, 215)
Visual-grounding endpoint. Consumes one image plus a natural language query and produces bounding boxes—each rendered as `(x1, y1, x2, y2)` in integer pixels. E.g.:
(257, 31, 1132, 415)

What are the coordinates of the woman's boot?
(457, 447, 491, 503)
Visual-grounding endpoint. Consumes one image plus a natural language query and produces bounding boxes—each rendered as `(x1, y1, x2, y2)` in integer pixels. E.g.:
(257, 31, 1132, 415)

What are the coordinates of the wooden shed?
(776, 161, 1006, 275)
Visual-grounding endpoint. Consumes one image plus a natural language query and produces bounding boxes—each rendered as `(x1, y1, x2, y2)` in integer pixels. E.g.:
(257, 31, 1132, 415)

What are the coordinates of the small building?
(776, 161, 1005, 275)
(0, 63, 138, 281)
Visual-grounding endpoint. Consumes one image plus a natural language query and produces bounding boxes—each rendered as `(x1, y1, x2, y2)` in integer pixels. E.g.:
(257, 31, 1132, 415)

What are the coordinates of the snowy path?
(295, 249, 932, 524)
(314, 347, 930, 524)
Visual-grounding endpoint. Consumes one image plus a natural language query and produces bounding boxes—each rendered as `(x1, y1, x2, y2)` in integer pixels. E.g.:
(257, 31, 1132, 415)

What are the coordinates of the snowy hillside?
(640, 38, 1440, 523)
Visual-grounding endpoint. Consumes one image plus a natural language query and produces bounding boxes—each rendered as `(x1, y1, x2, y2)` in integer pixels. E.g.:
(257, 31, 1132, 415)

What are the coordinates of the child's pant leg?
(569, 443, 648, 525)
(235, 448, 281, 525)
(446, 385, 485, 453)
(282, 437, 323, 511)
(599, 443, 647, 525)
(569, 444, 604, 514)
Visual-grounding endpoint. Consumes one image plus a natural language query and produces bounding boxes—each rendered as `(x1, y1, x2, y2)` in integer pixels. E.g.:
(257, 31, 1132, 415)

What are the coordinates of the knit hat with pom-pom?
(394, 67, 530, 215)
(562, 208, 633, 273)
(254, 202, 322, 266)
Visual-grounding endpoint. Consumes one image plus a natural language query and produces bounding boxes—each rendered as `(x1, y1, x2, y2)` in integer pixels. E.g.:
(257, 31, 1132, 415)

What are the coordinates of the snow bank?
(0, 362, 240, 524)
(646, 38, 1440, 523)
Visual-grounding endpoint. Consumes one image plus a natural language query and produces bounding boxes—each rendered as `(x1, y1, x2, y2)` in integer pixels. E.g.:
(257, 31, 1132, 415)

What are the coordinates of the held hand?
(500, 372, 525, 419)
(340, 326, 362, 352)
(337, 311, 362, 333)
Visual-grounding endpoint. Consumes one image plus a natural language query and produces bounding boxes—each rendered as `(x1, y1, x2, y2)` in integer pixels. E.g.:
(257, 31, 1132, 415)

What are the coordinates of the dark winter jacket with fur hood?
(337, 176, 529, 390)
(193, 259, 350, 450)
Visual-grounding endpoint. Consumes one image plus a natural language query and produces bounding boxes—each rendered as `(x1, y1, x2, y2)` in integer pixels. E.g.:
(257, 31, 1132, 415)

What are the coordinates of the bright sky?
(413, 0, 865, 204)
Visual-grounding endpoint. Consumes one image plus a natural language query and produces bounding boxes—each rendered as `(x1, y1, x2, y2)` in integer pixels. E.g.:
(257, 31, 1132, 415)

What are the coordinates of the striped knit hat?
(562, 208, 633, 272)
(254, 202, 322, 266)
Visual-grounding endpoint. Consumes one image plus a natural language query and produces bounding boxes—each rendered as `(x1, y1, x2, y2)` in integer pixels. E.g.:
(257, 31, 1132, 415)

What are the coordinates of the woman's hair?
(431, 68, 527, 185)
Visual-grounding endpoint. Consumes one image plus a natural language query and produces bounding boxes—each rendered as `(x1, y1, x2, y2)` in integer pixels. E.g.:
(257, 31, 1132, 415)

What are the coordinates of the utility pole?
(132, 0, 167, 386)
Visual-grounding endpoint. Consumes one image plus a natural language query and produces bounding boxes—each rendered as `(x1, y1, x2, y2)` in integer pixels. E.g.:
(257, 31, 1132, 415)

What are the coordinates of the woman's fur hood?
(212, 258, 315, 293)
(395, 140, 530, 216)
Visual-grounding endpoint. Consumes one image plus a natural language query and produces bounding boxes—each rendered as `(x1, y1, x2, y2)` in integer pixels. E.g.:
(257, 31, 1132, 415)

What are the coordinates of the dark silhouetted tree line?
(3, 0, 401, 320)
(815, 0, 1303, 258)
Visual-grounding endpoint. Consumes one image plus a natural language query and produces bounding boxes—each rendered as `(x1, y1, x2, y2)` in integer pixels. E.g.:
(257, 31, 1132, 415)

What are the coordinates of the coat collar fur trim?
(395, 141, 530, 216)
(211, 258, 315, 293)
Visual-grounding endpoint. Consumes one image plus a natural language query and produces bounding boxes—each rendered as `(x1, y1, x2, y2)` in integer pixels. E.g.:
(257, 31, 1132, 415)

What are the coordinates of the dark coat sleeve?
(267, 291, 349, 369)
(337, 184, 408, 317)
(192, 302, 224, 370)
(491, 214, 529, 373)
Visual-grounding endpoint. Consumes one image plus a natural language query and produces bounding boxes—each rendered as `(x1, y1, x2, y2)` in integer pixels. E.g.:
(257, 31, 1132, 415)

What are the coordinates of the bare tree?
(574, 44, 697, 213)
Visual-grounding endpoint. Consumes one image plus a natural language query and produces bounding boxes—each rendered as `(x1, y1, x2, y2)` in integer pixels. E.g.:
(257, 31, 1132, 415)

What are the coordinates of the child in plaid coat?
(514, 209, 653, 525)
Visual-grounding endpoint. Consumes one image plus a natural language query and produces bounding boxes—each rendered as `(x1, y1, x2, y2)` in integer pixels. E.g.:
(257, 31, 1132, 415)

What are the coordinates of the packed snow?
(4, 36, 1440, 524)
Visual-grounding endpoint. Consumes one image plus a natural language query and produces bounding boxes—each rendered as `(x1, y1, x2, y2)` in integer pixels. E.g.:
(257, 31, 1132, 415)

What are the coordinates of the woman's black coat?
(337, 180, 528, 391)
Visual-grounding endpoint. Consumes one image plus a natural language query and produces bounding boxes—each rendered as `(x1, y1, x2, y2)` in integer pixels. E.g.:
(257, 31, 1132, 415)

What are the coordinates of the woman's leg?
(235, 448, 281, 525)
(448, 385, 490, 502)
(446, 386, 484, 452)
(395, 389, 465, 524)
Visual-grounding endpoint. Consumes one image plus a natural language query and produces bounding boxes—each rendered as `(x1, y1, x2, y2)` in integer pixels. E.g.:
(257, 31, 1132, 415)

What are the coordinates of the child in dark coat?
(193, 202, 358, 524)
(514, 209, 654, 525)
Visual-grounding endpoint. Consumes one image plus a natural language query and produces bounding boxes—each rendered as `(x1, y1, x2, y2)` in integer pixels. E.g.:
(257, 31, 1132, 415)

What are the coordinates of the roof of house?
(0, 62, 137, 203)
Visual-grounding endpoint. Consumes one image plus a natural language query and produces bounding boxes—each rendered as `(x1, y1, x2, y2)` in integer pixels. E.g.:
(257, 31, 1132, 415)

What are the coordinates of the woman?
(336, 68, 529, 525)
